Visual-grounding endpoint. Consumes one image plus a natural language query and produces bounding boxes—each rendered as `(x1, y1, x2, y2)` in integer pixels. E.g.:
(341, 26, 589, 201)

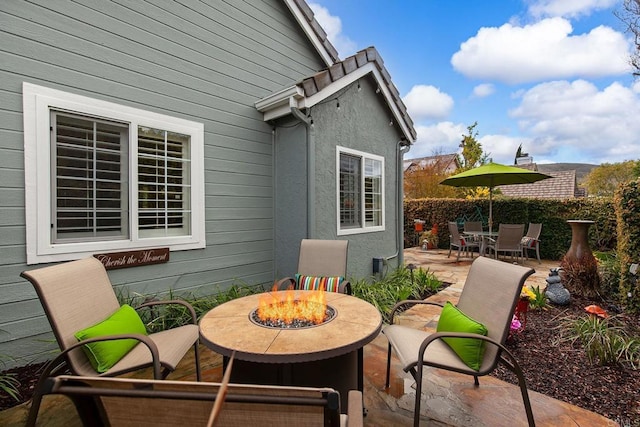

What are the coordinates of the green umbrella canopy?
(440, 162, 552, 232)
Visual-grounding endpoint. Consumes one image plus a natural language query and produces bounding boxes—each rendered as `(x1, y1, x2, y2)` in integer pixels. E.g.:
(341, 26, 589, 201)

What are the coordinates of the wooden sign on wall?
(94, 248, 170, 270)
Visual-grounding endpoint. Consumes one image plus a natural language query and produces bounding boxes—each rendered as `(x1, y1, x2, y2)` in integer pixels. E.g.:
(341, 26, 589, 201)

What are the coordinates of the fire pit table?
(199, 290, 382, 411)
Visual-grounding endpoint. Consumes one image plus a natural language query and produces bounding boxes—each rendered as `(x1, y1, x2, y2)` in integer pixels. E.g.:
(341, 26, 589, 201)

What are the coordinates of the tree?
(583, 160, 639, 196)
(633, 159, 640, 177)
(616, 0, 640, 77)
(455, 122, 490, 199)
(457, 122, 488, 171)
(403, 151, 461, 199)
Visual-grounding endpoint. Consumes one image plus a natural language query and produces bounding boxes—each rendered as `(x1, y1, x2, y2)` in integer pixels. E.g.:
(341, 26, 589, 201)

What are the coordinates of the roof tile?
(498, 170, 584, 199)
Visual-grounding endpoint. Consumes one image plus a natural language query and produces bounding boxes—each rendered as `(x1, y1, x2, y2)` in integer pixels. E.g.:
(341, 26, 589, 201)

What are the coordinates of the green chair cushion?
(74, 304, 147, 373)
(436, 301, 488, 371)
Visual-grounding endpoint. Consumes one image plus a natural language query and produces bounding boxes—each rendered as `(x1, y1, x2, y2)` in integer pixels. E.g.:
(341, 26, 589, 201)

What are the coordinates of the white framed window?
(336, 146, 384, 235)
(23, 82, 205, 264)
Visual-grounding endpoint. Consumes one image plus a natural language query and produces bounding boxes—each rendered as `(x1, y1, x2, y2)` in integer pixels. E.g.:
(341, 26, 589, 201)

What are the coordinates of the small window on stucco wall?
(336, 146, 384, 235)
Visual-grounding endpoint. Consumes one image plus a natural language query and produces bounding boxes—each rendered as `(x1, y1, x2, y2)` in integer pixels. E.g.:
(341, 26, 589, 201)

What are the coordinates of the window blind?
(137, 127, 191, 237)
(52, 112, 128, 242)
(364, 158, 382, 226)
(339, 153, 361, 228)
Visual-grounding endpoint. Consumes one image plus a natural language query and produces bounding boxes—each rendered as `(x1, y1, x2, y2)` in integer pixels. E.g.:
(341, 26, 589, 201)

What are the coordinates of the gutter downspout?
(290, 106, 315, 238)
(386, 139, 411, 267)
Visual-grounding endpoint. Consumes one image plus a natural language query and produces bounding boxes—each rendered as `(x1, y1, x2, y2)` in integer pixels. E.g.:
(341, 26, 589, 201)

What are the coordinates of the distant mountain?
(536, 163, 597, 183)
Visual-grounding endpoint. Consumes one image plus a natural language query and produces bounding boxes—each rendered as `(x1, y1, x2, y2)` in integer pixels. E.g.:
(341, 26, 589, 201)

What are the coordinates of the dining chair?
(463, 221, 483, 234)
(463, 220, 484, 247)
(521, 223, 543, 264)
(486, 224, 525, 263)
(447, 221, 480, 261)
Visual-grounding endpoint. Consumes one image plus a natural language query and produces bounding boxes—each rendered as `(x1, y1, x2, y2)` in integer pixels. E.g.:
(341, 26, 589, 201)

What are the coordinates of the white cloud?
(473, 83, 495, 98)
(451, 17, 631, 84)
(402, 85, 454, 121)
(478, 134, 527, 164)
(407, 122, 466, 158)
(509, 79, 640, 163)
(309, 3, 357, 58)
(526, 0, 619, 19)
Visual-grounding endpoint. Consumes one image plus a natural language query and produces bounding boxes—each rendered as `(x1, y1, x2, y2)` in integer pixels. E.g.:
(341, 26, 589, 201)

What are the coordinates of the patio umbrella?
(440, 162, 552, 233)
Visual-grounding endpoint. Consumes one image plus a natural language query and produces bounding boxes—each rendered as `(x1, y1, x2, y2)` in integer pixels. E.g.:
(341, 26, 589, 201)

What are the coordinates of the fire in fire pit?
(250, 289, 336, 329)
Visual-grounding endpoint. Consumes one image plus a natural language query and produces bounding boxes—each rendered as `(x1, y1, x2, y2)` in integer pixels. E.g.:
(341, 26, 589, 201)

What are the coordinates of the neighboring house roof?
(403, 154, 459, 173)
(498, 170, 584, 199)
(256, 1, 417, 143)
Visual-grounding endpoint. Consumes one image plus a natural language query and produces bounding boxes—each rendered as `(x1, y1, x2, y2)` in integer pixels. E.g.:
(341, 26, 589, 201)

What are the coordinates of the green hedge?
(614, 178, 640, 312)
(404, 197, 617, 261)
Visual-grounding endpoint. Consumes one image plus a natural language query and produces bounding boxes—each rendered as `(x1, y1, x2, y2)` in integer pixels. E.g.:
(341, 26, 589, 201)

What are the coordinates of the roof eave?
(255, 85, 305, 122)
(283, 0, 339, 66)
(255, 63, 416, 143)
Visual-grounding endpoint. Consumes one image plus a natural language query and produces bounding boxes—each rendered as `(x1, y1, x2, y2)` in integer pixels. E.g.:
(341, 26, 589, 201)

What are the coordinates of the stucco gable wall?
(311, 77, 403, 279)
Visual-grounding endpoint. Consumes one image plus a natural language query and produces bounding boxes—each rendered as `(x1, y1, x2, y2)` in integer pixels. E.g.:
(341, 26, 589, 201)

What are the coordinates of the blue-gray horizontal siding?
(0, 0, 325, 366)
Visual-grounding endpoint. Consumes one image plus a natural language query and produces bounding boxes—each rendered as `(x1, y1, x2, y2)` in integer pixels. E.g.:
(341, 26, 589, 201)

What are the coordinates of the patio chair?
(447, 221, 480, 261)
(463, 221, 483, 234)
(463, 220, 484, 245)
(382, 256, 536, 427)
(26, 350, 363, 426)
(276, 239, 351, 294)
(521, 223, 543, 264)
(20, 257, 202, 419)
(485, 223, 525, 263)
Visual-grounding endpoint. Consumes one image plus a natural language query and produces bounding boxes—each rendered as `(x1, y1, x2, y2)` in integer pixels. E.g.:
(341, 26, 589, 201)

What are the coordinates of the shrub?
(595, 251, 622, 302)
(404, 197, 618, 257)
(117, 282, 266, 333)
(560, 315, 640, 369)
(352, 266, 442, 323)
(527, 285, 548, 311)
(614, 178, 640, 313)
(414, 267, 443, 295)
(560, 254, 602, 298)
(0, 355, 20, 402)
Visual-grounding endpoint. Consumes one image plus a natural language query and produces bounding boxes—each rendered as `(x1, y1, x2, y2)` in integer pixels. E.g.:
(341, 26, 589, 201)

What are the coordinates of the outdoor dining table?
(463, 230, 498, 256)
(199, 290, 382, 412)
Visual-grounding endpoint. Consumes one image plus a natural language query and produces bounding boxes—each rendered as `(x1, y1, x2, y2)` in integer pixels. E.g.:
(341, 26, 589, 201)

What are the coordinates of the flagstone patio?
(0, 248, 618, 426)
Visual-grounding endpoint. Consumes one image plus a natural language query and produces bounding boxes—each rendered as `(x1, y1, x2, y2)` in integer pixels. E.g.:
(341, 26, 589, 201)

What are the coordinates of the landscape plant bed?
(492, 295, 639, 426)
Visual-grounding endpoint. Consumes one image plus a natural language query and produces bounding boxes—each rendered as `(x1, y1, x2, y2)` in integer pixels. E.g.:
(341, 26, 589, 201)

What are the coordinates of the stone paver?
(368, 248, 618, 426)
(0, 249, 617, 426)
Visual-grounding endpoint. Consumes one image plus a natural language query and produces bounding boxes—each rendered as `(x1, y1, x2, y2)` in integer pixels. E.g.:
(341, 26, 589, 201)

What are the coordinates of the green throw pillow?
(436, 301, 488, 371)
(74, 304, 147, 373)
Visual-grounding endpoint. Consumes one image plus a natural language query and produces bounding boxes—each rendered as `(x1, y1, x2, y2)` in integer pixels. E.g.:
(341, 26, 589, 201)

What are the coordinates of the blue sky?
(309, 0, 639, 165)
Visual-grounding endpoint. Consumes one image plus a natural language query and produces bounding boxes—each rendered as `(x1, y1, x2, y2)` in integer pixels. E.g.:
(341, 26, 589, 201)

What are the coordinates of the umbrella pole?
(489, 187, 493, 234)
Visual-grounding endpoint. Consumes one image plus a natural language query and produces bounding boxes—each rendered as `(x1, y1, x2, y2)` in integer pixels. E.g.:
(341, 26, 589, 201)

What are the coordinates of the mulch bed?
(0, 361, 47, 411)
(492, 295, 640, 426)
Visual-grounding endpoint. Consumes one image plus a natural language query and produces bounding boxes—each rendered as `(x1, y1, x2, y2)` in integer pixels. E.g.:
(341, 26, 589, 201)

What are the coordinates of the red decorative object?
(584, 305, 608, 318)
(514, 298, 529, 330)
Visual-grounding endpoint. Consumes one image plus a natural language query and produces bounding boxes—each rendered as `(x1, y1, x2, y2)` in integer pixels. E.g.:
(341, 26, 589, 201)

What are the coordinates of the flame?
(256, 285, 327, 325)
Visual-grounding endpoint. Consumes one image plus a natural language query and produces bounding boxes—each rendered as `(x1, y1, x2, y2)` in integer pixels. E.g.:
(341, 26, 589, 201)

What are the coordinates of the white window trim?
(23, 82, 206, 264)
(336, 146, 385, 236)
